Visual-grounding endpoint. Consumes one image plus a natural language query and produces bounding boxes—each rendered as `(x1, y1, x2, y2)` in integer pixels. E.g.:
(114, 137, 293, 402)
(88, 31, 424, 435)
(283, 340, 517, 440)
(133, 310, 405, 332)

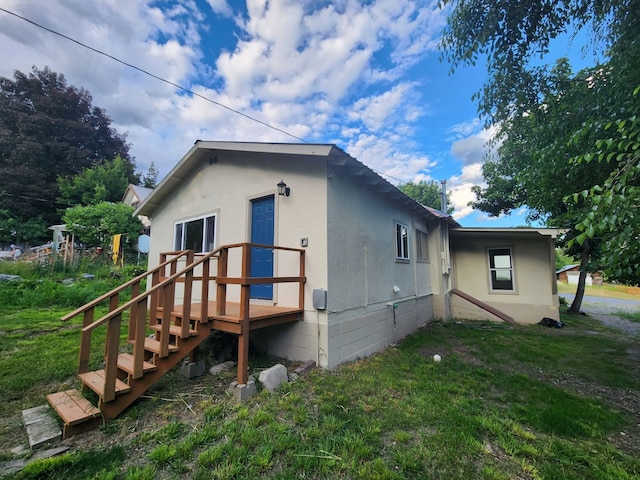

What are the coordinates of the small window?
(395, 222, 409, 261)
(416, 229, 429, 262)
(174, 214, 216, 253)
(488, 247, 514, 291)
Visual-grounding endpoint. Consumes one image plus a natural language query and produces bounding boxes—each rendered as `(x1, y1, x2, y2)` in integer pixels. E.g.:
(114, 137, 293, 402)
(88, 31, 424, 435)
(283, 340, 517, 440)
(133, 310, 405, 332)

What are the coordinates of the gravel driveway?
(560, 294, 640, 337)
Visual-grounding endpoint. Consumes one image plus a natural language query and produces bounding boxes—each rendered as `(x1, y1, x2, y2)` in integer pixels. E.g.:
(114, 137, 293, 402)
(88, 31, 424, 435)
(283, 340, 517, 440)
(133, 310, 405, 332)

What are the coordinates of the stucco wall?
(324, 164, 434, 366)
(146, 150, 329, 311)
(450, 233, 559, 323)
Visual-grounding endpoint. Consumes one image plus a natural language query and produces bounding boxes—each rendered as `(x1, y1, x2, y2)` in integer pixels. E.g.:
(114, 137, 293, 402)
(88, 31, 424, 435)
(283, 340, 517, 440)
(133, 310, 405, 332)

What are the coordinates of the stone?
(0, 274, 22, 282)
(61, 278, 74, 285)
(258, 364, 288, 393)
(209, 361, 236, 376)
(80, 273, 96, 280)
(22, 405, 62, 449)
(288, 372, 299, 382)
(179, 360, 206, 379)
(228, 376, 257, 401)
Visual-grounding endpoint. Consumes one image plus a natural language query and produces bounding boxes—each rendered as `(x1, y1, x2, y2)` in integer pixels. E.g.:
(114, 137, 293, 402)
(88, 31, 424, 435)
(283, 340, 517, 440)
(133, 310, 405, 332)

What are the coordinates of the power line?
(0, 7, 413, 187)
(0, 7, 308, 143)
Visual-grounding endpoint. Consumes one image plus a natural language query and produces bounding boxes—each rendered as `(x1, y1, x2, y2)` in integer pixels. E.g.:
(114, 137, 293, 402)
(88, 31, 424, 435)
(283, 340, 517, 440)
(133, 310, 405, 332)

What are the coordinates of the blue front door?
(250, 196, 274, 299)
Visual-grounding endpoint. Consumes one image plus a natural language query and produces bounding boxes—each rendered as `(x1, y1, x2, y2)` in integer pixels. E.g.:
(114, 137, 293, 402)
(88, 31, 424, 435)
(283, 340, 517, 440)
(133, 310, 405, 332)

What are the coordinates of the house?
(122, 183, 153, 233)
(47, 141, 562, 437)
(556, 264, 597, 286)
(135, 141, 562, 368)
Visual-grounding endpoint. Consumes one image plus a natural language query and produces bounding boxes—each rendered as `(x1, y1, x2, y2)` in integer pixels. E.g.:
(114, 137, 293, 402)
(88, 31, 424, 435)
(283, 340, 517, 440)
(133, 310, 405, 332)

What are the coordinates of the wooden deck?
(163, 301, 303, 334)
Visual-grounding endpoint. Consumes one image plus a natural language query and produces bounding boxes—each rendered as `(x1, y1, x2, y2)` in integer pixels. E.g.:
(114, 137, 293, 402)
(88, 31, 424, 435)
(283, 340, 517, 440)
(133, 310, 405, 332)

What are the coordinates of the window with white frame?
(395, 222, 410, 261)
(416, 229, 429, 262)
(174, 214, 216, 253)
(488, 247, 514, 291)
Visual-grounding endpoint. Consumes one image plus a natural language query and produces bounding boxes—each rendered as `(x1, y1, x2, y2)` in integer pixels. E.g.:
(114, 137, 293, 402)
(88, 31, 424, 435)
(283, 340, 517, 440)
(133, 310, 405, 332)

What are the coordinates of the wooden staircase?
(47, 243, 305, 438)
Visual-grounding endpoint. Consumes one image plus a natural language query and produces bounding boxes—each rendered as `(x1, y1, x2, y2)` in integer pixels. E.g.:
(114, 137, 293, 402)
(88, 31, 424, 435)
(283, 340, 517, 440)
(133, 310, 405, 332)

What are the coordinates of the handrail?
(83, 247, 223, 332)
(83, 243, 306, 332)
(61, 250, 192, 322)
(74, 242, 306, 399)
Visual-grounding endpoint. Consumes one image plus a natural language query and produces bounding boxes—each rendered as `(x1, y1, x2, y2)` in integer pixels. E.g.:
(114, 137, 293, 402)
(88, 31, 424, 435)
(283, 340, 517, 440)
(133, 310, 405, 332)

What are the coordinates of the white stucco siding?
(326, 167, 430, 311)
(145, 151, 329, 312)
(324, 166, 434, 367)
(450, 233, 560, 323)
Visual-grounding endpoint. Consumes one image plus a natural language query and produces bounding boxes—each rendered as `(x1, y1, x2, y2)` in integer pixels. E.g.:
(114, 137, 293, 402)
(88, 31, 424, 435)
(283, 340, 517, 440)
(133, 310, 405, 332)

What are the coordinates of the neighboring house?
(135, 141, 561, 369)
(557, 264, 595, 286)
(122, 183, 153, 233)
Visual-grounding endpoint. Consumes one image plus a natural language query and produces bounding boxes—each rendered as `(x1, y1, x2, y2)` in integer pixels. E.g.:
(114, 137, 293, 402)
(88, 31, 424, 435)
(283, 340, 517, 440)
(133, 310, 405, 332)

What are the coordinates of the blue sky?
(0, 0, 592, 226)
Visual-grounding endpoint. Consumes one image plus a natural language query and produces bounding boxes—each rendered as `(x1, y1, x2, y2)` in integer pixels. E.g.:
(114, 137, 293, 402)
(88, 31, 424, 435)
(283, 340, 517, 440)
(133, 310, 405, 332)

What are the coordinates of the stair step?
(79, 370, 132, 397)
(139, 337, 180, 355)
(149, 324, 198, 337)
(47, 389, 101, 427)
(117, 353, 157, 375)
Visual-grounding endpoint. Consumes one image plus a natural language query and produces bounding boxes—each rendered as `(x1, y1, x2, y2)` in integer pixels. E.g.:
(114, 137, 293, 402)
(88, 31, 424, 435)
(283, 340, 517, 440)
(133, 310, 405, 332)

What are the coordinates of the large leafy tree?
(0, 66, 134, 241)
(439, 0, 640, 308)
(399, 180, 453, 213)
(58, 155, 137, 207)
(62, 202, 143, 248)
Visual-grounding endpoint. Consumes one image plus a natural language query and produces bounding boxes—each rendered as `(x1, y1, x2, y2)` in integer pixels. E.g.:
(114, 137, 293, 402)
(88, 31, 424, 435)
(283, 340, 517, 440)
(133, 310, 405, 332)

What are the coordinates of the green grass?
(615, 310, 640, 323)
(2, 307, 638, 479)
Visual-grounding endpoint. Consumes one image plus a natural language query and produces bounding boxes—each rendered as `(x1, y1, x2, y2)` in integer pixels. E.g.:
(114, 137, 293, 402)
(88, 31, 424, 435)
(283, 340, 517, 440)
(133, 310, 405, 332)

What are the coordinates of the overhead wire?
(0, 7, 410, 185)
(0, 7, 308, 143)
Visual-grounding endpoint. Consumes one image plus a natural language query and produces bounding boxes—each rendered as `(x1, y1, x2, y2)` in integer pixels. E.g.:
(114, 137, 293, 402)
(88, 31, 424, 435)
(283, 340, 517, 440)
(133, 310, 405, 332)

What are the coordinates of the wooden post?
(299, 250, 306, 310)
(149, 269, 160, 327)
(78, 308, 94, 374)
(181, 250, 194, 338)
(237, 244, 251, 385)
(201, 257, 210, 322)
(132, 298, 148, 378)
(128, 281, 141, 342)
(160, 283, 173, 357)
(103, 314, 121, 402)
(216, 248, 228, 316)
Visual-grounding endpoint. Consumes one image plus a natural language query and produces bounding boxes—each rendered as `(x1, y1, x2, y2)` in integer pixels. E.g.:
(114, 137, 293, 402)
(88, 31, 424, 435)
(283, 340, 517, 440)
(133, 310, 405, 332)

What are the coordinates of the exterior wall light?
(277, 180, 291, 197)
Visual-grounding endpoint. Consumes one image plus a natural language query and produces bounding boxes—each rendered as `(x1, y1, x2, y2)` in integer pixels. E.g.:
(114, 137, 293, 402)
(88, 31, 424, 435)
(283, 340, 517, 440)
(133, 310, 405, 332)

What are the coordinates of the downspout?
(440, 180, 452, 320)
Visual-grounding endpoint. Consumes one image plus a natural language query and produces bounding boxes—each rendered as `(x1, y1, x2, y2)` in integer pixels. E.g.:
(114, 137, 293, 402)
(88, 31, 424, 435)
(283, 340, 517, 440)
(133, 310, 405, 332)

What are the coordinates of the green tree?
(62, 202, 143, 248)
(0, 210, 48, 245)
(58, 155, 137, 206)
(439, 0, 640, 308)
(399, 180, 453, 213)
(0, 66, 134, 240)
(142, 161, 159, 189)
(569, 88, 640, 285)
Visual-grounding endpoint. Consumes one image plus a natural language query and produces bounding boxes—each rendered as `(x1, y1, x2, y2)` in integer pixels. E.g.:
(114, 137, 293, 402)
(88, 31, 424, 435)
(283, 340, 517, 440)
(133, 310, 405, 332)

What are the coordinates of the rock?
(80, 273, 96, 280)
(61, 278, 74, 285)
(209, 361, 236, 376)
(258, 364, 288, 393)
(0, 274, 22, 282)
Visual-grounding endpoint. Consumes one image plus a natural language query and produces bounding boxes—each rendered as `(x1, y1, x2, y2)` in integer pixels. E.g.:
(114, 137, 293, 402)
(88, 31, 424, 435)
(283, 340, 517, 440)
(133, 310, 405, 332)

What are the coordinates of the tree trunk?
(568, 238, 590, 314)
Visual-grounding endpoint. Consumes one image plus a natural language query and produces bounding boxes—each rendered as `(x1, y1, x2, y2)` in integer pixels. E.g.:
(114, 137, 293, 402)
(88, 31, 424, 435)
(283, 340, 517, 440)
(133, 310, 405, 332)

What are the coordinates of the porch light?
(277, 180, 291, 197)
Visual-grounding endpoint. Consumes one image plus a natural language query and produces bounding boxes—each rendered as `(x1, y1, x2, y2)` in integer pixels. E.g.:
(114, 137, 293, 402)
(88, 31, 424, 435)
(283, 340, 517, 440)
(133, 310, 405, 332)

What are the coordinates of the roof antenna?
(440, 180, 447, 213)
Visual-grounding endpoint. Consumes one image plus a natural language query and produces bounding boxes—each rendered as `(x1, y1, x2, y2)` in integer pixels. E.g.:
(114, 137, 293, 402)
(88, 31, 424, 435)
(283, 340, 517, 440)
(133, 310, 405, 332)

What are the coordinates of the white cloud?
(206, 0, 233, 18)
(0, 0, 447, 184)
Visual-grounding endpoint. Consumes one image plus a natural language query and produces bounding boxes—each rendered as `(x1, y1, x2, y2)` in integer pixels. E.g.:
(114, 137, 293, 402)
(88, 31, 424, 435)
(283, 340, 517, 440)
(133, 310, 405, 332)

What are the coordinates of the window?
(488, 247, 514, 291)
(395, 222, 409, 261)
(174, 214, 216, 253)
(416, 229, 429, 262)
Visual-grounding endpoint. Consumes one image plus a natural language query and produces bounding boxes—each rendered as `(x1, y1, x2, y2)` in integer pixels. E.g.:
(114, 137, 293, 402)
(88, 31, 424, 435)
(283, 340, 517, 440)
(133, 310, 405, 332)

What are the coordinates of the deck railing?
(62, 243, 306, 401)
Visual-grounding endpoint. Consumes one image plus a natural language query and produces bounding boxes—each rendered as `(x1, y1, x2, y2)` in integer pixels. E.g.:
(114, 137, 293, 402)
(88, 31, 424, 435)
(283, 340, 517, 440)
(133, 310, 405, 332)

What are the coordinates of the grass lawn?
(557, 280, 640, 300)
(1, 295, 639, 479)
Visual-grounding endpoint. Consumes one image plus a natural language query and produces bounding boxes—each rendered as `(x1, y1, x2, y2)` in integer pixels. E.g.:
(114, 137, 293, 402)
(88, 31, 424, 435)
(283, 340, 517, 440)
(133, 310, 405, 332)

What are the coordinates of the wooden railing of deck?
(62, 243, 305, 404)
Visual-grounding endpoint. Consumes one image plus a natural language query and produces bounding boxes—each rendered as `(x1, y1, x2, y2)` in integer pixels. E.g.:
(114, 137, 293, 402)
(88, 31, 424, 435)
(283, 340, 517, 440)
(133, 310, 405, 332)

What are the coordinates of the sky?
(0, 0, 589, 226)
